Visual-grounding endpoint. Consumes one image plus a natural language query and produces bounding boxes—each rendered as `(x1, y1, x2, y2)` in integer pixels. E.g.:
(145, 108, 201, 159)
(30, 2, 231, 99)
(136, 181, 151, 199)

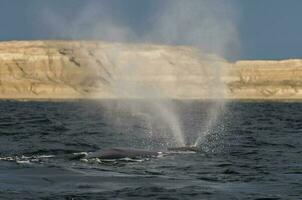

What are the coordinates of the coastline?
(0, 40, 301, 101)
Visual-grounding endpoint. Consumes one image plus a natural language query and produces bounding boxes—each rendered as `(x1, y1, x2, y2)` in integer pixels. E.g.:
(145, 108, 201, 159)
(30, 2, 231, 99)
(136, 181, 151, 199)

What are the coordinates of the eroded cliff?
(0, 41, 301, 100)
(228, 60, 302, 99)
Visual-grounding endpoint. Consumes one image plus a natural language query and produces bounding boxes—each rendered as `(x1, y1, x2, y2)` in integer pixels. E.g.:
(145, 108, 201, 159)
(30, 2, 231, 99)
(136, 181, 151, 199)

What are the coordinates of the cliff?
(0, 41, 301, 100)
(229, 60, 302, 99)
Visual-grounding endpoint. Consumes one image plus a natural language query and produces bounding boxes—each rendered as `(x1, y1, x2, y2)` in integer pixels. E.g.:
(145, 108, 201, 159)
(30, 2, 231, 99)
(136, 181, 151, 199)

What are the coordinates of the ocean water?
(0, 101, 301, 200)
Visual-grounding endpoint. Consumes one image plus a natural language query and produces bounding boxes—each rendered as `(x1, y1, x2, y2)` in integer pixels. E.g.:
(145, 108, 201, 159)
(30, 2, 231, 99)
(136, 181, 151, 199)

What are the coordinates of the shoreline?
(1, 97, 302, 102)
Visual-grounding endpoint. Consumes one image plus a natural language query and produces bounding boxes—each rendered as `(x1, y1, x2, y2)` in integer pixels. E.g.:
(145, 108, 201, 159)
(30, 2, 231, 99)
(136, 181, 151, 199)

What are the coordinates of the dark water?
(0, 101, 301, 200)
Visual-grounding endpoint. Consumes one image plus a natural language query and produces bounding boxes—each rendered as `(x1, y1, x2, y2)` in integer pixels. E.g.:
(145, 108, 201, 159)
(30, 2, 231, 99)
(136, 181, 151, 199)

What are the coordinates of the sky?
(0, 0, 301, 61)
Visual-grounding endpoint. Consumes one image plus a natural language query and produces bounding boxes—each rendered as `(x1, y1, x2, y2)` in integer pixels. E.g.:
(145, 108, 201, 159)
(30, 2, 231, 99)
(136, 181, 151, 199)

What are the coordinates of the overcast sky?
(0, 0, 301, 61)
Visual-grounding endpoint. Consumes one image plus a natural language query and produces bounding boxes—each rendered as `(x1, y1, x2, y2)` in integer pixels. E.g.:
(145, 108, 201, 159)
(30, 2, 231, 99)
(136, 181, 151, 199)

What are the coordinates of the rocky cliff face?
(0, 41, 301, 100)
(228, 60, 302, 99)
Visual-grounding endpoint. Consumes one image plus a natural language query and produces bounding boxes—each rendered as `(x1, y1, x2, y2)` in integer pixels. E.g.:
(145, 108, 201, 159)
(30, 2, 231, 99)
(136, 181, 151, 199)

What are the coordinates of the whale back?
(86, 148, 159, 160)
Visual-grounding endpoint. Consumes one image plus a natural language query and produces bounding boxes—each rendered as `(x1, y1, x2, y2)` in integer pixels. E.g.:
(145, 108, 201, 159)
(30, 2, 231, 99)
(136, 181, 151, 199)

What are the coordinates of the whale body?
(72, 146, 198, 160)
(167, 146, 199, 152)
(83, 148, 160, 160)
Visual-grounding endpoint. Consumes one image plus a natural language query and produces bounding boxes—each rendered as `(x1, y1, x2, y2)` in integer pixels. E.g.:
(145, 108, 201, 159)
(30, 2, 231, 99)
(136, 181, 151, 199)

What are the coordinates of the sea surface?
(0, 100, 301, 200)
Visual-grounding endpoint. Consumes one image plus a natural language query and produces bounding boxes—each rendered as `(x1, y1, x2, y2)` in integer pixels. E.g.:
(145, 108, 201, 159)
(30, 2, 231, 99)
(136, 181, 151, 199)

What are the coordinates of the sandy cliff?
(228, 60, 302, 99)
(0, 41, 301, 100)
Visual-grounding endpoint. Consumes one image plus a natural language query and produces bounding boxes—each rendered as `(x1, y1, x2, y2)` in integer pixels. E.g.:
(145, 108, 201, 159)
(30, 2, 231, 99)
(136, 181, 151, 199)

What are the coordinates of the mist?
(36, 0, 239, 57)
(36, 0, 240, 148)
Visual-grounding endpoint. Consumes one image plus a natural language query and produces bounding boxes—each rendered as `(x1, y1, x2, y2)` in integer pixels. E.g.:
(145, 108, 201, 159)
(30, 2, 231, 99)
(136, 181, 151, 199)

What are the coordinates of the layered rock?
(228, 60, 302, 99)
(0, 40, 301, 100)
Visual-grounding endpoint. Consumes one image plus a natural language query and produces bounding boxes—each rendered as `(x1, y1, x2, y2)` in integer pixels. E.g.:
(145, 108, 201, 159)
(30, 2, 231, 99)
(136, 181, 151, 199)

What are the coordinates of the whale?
(71, 147, 160, 160)
(86, 148, 160, 159)
(167, 146, 199, 152)
(71, 146, 199, 160)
